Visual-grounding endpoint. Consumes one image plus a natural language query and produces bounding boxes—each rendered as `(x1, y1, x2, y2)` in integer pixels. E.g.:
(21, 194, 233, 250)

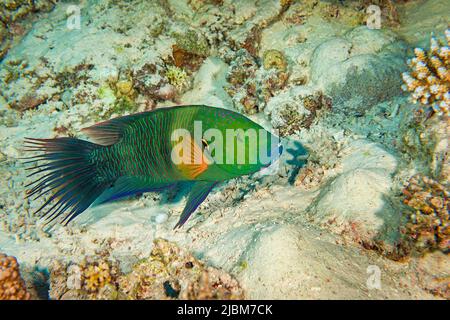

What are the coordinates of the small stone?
(153, 212, 168, 224)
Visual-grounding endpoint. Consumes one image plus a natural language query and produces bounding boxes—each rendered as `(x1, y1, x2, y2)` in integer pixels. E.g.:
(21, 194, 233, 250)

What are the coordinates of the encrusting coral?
(402, 29, 450, 116)
(402, 174, 449, 254)
(0, 253, 30, 300)
(49, 239, 244, 300)
(172, 30, 210, 71)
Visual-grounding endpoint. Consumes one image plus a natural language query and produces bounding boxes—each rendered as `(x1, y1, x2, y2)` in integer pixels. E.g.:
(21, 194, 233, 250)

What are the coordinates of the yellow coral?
(165, 66, 189, 91)
(402, 29, 450, 115)
(115, 80, 135, 98)
(263, 49, 287, 72)
(0, 253, 30, 300)
(82, 260, 114, 293)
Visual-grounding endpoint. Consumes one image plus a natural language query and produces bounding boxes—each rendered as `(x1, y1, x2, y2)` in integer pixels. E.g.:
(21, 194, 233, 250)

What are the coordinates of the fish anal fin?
(174, 181, 217, 229)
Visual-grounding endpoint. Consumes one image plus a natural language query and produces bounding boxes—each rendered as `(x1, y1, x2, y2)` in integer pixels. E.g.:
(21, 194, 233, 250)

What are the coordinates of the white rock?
(309, 26, 407, 114)
(181, 57, 233, 109)
(309, 139, 400, 243)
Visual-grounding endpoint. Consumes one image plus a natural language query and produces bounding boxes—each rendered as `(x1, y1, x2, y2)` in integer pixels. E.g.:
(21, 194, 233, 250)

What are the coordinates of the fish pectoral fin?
(174, 181, 218, 229)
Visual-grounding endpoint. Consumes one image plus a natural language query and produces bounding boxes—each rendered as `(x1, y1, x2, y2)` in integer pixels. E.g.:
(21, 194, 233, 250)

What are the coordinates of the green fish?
(24, 105, 282, 228)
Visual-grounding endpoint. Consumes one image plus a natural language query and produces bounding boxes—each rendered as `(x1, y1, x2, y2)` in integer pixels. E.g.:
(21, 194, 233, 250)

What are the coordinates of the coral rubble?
(0, 253, 30, 300)
(265, 88, 332, 136)
(50, 256, 120, 300)
(225, 49, 289, 114)
(402, 174, 449, 254)
(0, 0, 55, 58)
(49, 239, 244, 300)
(118, 239, 244, 300)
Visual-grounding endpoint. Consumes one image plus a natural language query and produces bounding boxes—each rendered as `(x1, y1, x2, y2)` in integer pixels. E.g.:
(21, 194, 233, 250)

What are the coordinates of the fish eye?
(201, 138, 209, 150)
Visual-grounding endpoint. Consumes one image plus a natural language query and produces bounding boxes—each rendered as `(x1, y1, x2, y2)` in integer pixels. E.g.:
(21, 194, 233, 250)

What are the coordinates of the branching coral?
(402, 174, 449, 254)
(0, 253, 30, 300)
(165, 66, 189, 91)
(402, 29, 450, 116)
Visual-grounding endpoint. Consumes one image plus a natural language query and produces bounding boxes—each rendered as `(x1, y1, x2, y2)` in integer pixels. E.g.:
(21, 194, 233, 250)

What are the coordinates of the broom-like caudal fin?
(23, 137, 111, 226)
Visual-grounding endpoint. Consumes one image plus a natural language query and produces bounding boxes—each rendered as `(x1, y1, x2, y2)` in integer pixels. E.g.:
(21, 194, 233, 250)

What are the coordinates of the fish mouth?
(263, 142, 283, 168)
(258, 143, 283, 177)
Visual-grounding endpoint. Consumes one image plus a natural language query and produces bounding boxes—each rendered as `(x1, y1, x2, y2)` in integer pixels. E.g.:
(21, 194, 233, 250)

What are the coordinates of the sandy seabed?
(0, 0, 448, 299)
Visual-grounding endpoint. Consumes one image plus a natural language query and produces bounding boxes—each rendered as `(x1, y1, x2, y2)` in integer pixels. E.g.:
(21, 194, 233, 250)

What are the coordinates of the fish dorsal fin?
(174, 181, 218, 229)
(81, 113, 146, 146)
(173, 134, 211, 179)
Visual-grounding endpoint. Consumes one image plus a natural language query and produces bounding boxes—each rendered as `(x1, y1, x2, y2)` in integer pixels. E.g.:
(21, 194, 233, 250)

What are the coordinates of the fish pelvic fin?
(23, 137, 112, 226)
(174, 181, 218, 229)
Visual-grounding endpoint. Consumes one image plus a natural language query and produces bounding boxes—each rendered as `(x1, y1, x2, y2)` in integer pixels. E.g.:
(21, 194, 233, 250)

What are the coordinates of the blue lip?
(272, 143, 283, 159)
(262, 143, 283, 168)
